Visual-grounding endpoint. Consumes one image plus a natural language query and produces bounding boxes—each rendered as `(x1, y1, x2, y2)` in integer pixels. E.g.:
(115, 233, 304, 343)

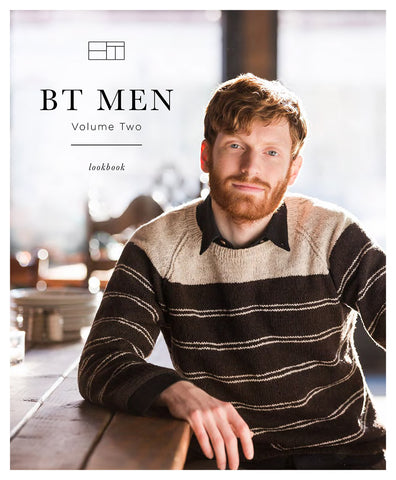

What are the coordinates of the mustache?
(225, 173, 271, 190)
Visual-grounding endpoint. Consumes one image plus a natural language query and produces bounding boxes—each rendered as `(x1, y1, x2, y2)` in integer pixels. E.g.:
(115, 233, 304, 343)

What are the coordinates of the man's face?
(201, 119, 302, 222)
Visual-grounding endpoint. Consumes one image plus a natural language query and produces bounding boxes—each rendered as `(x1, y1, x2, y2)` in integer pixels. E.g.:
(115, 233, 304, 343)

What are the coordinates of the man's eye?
(267, 150, 279, 157)
(230, 143, 240, 149)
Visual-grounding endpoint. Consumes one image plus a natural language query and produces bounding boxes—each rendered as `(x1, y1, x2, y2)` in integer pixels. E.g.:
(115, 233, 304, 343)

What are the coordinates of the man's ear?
(288, 155, 303, 186)
(200, 140, 210, 173)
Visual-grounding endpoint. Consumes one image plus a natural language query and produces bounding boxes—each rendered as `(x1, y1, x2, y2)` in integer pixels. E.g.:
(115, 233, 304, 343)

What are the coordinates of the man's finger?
(239, 426, 254, 461)
(217, 421, 240, 470)
(189, 411, 214, 460)
(229, 410, 254, 460)
(204, 416, 227, 470)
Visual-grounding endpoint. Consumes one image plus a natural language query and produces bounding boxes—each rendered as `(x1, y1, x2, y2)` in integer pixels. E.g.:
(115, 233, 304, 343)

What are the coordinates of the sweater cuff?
(127, 371, 183, 415)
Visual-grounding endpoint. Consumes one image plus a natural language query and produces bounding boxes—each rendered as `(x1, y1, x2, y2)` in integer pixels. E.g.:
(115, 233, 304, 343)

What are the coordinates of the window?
(278, 10, 386, 248)
(10, 10, 222, 262)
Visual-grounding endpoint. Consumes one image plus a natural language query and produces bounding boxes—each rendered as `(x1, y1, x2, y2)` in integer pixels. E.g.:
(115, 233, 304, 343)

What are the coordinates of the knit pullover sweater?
(78, 194, 386, 459)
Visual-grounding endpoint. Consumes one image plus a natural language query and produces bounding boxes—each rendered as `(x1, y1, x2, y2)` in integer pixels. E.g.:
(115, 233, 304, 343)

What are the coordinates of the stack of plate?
(10, 288, 102, 343)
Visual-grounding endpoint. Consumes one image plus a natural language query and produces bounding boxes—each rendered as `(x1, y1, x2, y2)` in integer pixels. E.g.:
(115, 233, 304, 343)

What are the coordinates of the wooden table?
(10, 338, 191, 470)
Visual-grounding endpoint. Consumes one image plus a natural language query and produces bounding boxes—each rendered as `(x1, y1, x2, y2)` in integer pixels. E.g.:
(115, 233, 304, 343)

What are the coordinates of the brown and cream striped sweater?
(78, 194, 386, 459)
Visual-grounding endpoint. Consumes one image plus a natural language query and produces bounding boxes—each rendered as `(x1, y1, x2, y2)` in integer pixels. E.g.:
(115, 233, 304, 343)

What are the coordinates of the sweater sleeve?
(329, 221, 386, 350)
(78, 241, 183, 415)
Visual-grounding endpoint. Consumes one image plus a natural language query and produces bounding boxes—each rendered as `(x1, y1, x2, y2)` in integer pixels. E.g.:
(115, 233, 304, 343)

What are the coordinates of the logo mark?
(88, 41, 125, 60)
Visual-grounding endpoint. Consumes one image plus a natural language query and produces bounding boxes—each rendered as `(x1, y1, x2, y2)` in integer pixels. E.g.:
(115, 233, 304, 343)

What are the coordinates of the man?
(78, 73, 386, 470)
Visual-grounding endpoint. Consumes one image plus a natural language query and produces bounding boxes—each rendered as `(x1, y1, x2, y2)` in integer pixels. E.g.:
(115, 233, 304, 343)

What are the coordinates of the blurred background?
(10, 10, 385, 410)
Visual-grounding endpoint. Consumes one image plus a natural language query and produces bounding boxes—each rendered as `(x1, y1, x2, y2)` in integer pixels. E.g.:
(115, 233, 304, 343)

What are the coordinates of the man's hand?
(158, 381, 254, 470)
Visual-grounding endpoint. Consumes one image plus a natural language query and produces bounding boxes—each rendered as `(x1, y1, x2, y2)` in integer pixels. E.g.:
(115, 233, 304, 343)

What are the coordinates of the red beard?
(208, 161, 291, 222)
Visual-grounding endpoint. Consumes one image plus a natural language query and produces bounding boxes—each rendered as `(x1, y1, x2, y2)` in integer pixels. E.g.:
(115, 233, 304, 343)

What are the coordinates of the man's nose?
(240, 150, 261, 176)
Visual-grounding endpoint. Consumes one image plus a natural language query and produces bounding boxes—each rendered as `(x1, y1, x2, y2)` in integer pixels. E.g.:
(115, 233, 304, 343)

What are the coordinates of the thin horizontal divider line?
(71, 143, 142, 146)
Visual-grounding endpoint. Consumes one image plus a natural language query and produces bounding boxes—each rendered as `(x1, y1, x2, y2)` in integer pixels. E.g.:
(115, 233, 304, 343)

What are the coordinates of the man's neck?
(211, 199, 273, 248)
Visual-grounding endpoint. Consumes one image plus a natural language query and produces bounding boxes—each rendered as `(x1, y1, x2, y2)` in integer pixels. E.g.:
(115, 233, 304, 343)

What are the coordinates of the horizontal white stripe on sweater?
(78, 352, 96, 374)
(270, 394, 370, 450)
(357, 266, 386, 301)
(98, 361, 141, 404)
(251, 388, 364, 435)
(114, 263, 155, 294)
(84, 334, 145, 359)
(171, 325, 343, 351)
(86, 351, 133, 399)
(82, 335, 143, 358)
(337, 241, 373, 295)
(91, 316, 156, 348)
(180, 335, 349, 384)
(367, 303, 386, 336)
(104, 291, 160, 323)
(232, 363, 358, 411)
(162, 296, 342, 319)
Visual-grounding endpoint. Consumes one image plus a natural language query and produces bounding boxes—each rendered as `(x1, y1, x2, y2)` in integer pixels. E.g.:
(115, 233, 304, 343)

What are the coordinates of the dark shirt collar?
(196, 195, 290, 255)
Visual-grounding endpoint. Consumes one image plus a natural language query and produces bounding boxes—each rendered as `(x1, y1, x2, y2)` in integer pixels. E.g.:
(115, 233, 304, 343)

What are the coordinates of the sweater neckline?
(184, 200, 289, 260)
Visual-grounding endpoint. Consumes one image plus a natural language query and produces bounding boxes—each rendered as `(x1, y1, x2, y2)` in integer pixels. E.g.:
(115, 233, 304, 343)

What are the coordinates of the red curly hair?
(204, 73, 308, 159)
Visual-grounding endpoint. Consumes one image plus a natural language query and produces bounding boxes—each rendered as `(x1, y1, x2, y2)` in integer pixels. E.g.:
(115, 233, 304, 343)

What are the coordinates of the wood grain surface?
(10, 340, 191, 470)
(85, 413, 191, 470)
